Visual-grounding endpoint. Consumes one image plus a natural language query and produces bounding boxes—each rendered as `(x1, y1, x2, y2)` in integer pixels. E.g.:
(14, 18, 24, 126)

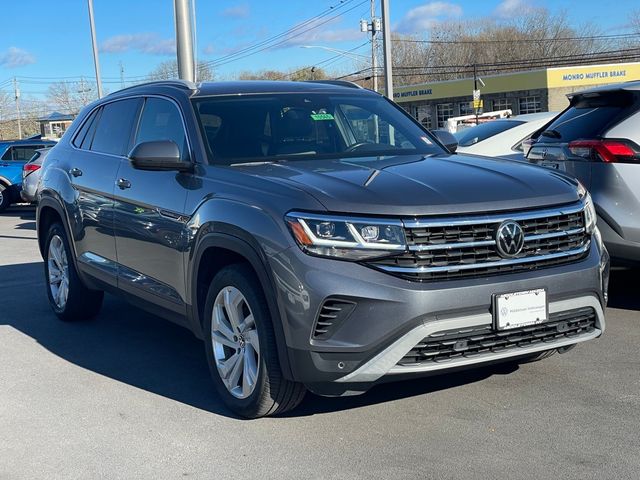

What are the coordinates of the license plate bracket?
(493, 288, 548, 331)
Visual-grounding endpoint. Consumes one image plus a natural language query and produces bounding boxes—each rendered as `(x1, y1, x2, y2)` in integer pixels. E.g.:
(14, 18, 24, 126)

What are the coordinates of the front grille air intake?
(313, 299, 356, 339)
(398, 307, 597, 365)
(368, 202, 590, 281)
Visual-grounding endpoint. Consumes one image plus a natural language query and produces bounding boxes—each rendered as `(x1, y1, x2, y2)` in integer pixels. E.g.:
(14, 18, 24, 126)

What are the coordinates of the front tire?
(44, 222, 104, 321)
(204, 264, 305, 418)
(0, 183, 11, 212)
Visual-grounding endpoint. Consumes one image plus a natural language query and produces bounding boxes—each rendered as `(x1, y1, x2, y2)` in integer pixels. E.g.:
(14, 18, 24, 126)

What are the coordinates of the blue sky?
(0, 0, 637, 97)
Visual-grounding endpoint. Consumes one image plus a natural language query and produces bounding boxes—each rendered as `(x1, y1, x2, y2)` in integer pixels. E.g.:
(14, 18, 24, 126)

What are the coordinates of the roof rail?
(109, 79, 198, 96)
(305, 80, 363, 89)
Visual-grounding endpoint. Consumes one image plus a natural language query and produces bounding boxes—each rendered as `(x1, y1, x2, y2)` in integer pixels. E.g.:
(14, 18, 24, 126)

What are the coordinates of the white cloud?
(222, 4, 250, 18)
(494, 0, 535, 18)
(100, 33, 175, 56)
(0, 47, 36, 68)
(396, 2, 463, 33)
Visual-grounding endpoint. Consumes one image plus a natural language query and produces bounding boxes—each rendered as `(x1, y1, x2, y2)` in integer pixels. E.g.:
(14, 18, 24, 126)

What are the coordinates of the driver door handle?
(70, 167, 83, 177)
(116, 178, 131, 190)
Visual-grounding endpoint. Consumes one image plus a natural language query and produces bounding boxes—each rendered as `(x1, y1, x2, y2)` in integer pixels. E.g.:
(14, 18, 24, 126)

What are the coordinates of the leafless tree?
(47, 79, 97, 115)
(147, 60, 215, 81)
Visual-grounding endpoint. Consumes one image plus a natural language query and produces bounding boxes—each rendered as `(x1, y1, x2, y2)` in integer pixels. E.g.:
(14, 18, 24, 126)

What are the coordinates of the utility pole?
(381, 0, 393, 100)
(87, 0, 103, 98)
(174, 0, 195, 82)
(473, 64, 479, 125)
(13, 78, 21, 140)
(119, 61, 125, 89)
(370, 1, 378, 92)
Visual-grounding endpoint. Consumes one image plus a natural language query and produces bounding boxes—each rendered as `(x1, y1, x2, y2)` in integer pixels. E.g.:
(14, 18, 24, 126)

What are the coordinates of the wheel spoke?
(223, 288, 243, 333)
(227, 351, 244, 391)
(218, 351, 240, 379)
(244, 330, 260, 357)
(242, 350, 257, 397)
(237, 313, 255, 333)
(213, 305, 236, 341)
(212, 330, 238, 349)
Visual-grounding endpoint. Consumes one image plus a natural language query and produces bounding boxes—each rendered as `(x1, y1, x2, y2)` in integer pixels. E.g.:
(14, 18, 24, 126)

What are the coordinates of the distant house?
(39, 112, 74, 140)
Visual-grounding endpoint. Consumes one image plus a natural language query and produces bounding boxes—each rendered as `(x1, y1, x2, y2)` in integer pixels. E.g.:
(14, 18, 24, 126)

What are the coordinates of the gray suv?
(36, 80, 608, 418)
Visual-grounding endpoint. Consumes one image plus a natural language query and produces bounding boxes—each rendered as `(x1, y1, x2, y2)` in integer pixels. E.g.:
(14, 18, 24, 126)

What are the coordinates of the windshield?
(454, 120, 524, 147)
(193, 93, 442, 164)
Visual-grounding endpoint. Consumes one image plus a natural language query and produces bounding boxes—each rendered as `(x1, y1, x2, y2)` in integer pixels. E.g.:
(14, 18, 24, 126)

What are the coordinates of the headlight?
(583, 192, 597, 234)
(285, 212, 406, 260)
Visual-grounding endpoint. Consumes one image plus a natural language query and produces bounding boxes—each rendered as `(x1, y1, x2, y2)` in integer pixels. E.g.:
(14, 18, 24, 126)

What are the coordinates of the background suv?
(37, 80, 607, 418)
(0, 136, 56, 211)
(527, 81, 640, 265)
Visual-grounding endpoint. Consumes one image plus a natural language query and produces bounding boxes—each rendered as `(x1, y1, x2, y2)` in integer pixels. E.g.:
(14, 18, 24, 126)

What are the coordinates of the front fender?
(186, 197, 298, 380)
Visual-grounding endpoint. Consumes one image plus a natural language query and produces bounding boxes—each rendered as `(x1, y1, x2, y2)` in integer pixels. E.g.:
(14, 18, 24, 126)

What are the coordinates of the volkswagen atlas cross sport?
(36, 80, 608, 418)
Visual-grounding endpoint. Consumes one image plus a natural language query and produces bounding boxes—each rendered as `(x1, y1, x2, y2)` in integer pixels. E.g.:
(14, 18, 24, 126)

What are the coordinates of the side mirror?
(128, 140, 192, 172)
(432, 130, 458, 153)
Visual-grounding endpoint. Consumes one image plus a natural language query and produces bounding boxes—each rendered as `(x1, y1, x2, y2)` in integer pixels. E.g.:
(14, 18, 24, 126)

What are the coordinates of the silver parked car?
(527, 81, 640, 266)
(21, 148, 51, 203)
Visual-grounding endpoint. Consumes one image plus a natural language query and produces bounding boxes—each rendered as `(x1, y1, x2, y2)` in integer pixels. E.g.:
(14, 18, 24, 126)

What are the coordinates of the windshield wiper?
(540, 129, 561, 139)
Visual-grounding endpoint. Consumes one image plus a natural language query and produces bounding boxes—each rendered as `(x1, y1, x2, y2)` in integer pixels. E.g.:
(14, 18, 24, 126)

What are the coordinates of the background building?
(393, 61, 640, 129)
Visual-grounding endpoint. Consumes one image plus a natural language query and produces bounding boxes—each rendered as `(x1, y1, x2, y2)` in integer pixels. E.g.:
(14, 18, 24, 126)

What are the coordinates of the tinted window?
(537, 92, 636, 143)
(136, 98, 187, 159)
(454, 120, 524, 147)
(3, 146, 44, 161)
(73, 108, 100, 149)
(193, 93, 442, 164)
(90, 98, 141, 155)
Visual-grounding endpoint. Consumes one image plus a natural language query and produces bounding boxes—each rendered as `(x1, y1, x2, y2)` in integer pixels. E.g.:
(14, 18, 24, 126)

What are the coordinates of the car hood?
(231, 154, 580, 216)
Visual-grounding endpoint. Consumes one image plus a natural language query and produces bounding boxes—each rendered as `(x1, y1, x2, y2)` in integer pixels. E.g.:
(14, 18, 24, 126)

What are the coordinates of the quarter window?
(90, 98, 142, 156)
(136, 98, 188, 159)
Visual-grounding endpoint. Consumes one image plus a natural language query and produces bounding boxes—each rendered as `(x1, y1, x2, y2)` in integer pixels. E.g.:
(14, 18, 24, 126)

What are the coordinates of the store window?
(416, 105, 432, 129)
(436, 103, 454, 128)
(519, 96, 542, 114)
(493, 98, 513, 112)
(459, 102, 474, 116)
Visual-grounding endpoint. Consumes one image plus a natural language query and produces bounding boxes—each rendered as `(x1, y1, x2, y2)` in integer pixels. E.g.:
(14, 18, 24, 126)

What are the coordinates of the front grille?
(398, 307, 597, 366)
(369, 203, 590, 281)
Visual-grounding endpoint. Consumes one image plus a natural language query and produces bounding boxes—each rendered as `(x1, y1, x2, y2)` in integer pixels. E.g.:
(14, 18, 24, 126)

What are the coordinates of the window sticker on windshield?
(421, 136, 433, 145)
(310, 113, 334, 121)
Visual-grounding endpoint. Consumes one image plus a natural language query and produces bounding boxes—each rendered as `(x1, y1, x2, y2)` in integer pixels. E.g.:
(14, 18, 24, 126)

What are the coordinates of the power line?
(393, 32, 640, 45)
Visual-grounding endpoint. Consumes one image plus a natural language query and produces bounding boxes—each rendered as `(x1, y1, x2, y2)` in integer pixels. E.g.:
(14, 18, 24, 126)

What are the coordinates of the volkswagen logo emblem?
(496, 221, 525, 258)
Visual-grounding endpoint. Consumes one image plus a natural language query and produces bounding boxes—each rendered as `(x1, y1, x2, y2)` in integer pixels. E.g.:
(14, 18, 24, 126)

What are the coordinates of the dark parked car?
(36, 80, 608, 418)
(527, 81, 640, 265)
(0, 136, 56, 211)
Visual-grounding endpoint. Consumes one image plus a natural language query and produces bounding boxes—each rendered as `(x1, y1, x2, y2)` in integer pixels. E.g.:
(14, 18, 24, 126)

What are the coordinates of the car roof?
(511, 112, 558, 122)
(0, 138, 56, 146)
(568, 80, 640, 98)
(108, 79, 376, 99)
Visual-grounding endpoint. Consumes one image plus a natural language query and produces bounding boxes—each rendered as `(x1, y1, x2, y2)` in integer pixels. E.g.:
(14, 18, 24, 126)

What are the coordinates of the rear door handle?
(70, 167, 83, 177)
(116, 178, 131, 190)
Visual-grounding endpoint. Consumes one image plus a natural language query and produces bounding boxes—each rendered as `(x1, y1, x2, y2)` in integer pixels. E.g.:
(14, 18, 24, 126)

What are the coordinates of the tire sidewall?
(203, 266, 273, 416)
(0, 183, 10, 212)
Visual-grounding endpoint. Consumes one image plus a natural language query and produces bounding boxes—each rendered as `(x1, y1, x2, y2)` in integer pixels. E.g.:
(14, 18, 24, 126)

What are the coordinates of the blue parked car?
(0, 136, 56, 212)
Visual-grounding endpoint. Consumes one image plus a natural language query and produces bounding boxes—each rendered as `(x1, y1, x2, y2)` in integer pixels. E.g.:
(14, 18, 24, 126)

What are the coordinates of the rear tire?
(203, 264, 306, 418)
(44, 222, 104, 321)
(0, 183, 11, 212)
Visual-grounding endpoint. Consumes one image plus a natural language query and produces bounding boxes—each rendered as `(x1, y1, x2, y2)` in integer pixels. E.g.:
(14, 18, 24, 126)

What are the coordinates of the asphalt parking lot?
(1, 206, 639, 480)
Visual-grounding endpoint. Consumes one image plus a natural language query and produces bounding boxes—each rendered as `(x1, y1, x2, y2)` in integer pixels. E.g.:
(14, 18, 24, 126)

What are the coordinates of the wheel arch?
(189, 231, 294, 381)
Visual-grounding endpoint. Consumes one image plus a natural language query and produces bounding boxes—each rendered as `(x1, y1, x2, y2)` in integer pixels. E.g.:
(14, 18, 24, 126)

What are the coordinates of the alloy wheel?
(211, 286, 260, 399)
(48, 235, 69, 309)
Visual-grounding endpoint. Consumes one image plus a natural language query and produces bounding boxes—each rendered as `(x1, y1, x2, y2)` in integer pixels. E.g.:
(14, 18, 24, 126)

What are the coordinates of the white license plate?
(494, 289, 548, 330)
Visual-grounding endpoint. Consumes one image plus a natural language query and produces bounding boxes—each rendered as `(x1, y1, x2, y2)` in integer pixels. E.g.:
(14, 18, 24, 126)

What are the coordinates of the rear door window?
(90, 98, 142, 156)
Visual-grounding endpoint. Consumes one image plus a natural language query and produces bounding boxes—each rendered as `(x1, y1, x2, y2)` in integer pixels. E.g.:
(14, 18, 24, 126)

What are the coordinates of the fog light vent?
(313, 299, 356, 339)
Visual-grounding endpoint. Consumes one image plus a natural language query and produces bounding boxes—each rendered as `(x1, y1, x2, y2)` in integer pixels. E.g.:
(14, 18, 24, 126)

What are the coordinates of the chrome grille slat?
(368, 202, 590, 281)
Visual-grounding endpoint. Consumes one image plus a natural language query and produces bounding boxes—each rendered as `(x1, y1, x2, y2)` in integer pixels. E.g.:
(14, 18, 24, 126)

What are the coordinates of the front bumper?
(269, 241, 607, 391)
